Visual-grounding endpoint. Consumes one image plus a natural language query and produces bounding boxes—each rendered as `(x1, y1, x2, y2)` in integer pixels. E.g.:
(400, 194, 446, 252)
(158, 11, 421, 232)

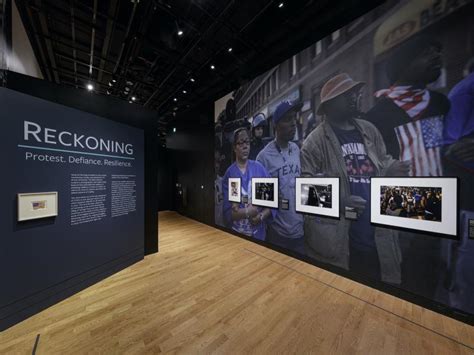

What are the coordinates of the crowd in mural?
(214, 0, 474, 315)
(380, 186, 442, 221)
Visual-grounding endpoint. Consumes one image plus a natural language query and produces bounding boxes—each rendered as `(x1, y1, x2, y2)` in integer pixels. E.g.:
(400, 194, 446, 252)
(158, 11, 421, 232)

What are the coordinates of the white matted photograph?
(18, 192, 58, 221)
(251, 177, 278, 208)
(296, 178, 340, 218)
(228, 177, 241, 203)
(371, 177, 457, 236)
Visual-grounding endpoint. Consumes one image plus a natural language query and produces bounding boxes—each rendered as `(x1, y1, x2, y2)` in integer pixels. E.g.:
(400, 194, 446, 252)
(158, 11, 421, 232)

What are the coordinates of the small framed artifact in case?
(18, 192, 58, 221)
(228, 177, 241, 203)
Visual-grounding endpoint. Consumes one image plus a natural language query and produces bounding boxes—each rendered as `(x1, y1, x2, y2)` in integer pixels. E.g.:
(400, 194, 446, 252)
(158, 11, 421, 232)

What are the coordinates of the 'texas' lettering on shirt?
(274, 163, 301, 177)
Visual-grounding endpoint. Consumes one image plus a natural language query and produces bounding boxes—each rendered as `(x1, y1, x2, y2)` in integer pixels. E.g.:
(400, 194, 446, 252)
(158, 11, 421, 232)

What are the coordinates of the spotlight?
(174, 98, 177, 101)
(112, 79, 116, 83)
(190, 78, 195, 82)
(131, 96, 136, 101)
(173, 127, 177, 133)
(86, 84, 94, 91)
(228, 47, 233, 53)
(182, 90, 187, 94)
(278, 2, 284, 8)
(177, 30, 183, 36)
(210, 64, 215, 70)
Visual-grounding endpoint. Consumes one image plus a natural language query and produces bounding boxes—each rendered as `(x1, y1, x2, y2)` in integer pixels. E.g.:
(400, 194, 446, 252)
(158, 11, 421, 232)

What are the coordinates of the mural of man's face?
(254, 126, 264, 138)
(405, 45, 443, 85)
(322, 87, 361, 121)
(276, 111, 297, 142)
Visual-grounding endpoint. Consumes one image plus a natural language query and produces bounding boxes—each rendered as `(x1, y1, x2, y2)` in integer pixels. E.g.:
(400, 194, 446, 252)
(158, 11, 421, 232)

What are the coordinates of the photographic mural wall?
(214, 0, 474, 318)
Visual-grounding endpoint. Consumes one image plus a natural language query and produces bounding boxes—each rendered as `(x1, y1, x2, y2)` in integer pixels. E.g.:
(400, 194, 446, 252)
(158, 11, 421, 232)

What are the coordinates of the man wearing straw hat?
(300, 73, 409, 283)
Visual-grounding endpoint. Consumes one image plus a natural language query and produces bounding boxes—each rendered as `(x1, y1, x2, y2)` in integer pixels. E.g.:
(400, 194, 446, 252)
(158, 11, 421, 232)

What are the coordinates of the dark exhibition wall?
(166, 0, 474, 324)
(0, 71, 159, 331)
(166, 105, 215, 226)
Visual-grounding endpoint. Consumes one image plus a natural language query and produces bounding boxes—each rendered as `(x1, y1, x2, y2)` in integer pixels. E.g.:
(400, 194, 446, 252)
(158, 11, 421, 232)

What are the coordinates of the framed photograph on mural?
(371, 177, 457, 236)
(17, 192, 58, 222)
(228, 177, 241, 203)
(252, 178, 278, 208)
(295, 177, 340, 218)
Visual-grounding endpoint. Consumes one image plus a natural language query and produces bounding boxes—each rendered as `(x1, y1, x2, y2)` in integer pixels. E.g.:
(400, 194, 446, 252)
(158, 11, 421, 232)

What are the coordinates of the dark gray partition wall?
(0, 71, 159, 330)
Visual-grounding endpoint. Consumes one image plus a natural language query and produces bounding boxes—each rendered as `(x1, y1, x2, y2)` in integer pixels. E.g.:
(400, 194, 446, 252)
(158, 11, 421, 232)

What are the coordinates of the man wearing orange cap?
(300, 73, 409, 283)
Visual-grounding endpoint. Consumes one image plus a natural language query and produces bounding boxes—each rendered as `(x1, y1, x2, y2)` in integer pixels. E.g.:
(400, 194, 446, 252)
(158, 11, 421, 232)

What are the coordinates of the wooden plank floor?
(1, 211, 473, 354)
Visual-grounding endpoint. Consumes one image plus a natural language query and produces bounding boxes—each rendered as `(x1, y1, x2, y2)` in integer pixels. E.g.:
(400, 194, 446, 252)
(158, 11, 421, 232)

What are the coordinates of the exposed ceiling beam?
(69, 0, 77, 87)
(97, 0, 118, 83)
(34, 0, 59, 83)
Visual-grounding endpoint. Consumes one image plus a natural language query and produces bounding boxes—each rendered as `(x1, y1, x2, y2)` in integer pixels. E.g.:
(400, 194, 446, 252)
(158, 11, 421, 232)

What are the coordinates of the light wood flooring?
(1, 211, 473, 354)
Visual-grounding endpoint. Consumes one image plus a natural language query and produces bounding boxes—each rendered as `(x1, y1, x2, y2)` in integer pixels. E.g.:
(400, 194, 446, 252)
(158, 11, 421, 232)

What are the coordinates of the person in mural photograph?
(441, 57, 474, 313)
(249, 113, 267, 160)
(301, 73, 409, 284)
(366, 33, 474, 302)
(257, 101, 304, 254)
(222, 128, 273, 241)
(366, 35, 449, 177)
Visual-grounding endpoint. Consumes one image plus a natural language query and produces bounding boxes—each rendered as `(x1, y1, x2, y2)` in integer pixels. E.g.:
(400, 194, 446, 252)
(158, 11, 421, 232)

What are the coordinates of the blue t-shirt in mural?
(222, 160, 273, 240)
(332, 126, 376, 251)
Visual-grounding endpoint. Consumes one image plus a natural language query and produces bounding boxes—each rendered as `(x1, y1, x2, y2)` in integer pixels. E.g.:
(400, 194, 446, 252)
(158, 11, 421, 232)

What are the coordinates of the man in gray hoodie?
(301, 73, 409, 284)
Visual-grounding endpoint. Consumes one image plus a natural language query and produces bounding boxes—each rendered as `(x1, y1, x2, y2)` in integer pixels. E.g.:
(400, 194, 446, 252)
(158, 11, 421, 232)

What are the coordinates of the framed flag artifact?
(18, 192, 59, 221)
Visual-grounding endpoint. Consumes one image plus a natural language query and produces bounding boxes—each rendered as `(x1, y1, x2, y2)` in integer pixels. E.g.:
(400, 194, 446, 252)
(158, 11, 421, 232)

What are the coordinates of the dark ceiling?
(15, 0, 384, 141)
